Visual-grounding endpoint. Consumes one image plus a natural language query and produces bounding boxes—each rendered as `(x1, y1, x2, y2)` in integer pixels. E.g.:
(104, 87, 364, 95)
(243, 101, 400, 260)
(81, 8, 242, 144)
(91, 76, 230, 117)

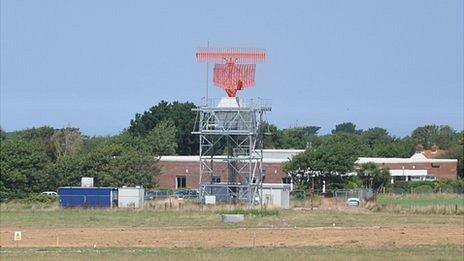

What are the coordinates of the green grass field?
(1, 203, 462, 229)
(1, 194, 463, 260)
(377, 193, 464, 208)
(1, 245, 463, 261)
(374, 193, 464, 214)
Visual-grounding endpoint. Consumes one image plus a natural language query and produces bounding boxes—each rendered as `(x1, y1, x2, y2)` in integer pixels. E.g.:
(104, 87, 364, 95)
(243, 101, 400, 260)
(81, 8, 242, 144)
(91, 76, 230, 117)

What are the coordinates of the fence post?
(310, 176, 315, 211)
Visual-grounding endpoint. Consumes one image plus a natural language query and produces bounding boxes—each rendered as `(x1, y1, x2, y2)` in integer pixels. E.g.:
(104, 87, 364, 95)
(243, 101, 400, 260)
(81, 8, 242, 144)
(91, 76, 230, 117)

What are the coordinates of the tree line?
(1, 101, 462, 200)
(282, 123, 463, 193)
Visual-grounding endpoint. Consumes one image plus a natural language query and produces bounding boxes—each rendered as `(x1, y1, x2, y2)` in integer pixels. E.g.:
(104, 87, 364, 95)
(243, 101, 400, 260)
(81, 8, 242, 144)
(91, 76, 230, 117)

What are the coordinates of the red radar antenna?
(196, 48, 266, 97)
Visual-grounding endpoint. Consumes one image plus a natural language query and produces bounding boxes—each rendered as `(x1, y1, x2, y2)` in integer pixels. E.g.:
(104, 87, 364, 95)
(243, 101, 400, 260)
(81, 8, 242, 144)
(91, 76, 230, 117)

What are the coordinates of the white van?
(347, 197, 360, 207)
(41, 191, 58, 196)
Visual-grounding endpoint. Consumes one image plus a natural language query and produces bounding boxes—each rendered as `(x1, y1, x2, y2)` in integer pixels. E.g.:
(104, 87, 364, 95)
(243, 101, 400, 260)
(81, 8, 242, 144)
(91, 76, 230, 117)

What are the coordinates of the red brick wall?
(262, 163, 288, 183)
(157, 161, 288, 189)
(380, 162, 457, 180)
(156, 161, 199, 189)
(157, 160, 458, 189)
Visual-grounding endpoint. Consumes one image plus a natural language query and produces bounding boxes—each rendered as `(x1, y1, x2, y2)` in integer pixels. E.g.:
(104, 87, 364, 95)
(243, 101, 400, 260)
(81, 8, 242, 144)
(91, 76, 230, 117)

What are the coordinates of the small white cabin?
(118, 187, 144, 208)
(260, 183, 290, 209)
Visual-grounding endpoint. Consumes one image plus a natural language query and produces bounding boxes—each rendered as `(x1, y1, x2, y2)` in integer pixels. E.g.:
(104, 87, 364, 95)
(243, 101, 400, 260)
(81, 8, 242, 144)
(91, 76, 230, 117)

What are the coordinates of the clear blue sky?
(1, 0, 463, 137)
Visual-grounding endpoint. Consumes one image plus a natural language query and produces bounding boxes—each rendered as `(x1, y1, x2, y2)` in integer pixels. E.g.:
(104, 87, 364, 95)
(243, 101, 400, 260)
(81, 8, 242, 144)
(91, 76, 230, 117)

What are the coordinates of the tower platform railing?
(196, 97, 272, 111)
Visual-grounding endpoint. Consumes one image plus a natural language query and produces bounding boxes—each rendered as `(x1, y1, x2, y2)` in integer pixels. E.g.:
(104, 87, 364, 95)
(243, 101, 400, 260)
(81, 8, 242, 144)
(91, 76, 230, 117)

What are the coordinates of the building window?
(212, 176, 221, 183)
(431, 163, 440, 168)
(176, 176, 186, 189)
(425, 176, 437, 181)
(394, 176, 406, 182)
(282, 177, 292, 184)
(410, 176, 421, 182)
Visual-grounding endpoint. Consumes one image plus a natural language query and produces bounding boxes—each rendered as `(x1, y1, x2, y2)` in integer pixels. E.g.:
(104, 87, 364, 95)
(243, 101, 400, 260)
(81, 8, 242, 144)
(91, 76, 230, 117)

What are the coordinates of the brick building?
(157, 149, 303, 189)
(157, 150, 458, 189)
(356, 152, 458, 183)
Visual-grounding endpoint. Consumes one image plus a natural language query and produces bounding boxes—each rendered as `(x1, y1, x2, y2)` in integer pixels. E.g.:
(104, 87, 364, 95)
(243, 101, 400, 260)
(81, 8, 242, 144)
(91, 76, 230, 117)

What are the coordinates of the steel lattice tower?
(193, 48, 271, 204)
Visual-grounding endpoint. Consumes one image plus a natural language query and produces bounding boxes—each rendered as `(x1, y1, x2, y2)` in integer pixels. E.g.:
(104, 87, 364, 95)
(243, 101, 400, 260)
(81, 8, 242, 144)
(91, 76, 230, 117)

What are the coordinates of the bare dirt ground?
(1, 224, 462, 248)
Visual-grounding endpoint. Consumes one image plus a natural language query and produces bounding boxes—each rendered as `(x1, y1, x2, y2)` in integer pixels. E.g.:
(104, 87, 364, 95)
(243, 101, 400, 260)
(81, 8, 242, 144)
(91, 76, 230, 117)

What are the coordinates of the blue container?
(58, 187, 118, 208)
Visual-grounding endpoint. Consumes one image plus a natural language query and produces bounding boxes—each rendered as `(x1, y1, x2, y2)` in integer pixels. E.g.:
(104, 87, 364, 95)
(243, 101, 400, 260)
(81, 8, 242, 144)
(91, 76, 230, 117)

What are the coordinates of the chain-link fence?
(332, 189, 373, 208)
(290, 189, 323, 208)
(144, 189, 199, 201)
(290, 188, 374, 209)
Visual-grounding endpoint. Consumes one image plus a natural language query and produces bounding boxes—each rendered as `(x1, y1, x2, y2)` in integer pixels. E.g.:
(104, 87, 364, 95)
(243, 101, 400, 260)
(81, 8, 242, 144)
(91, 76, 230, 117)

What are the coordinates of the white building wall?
(260, 184, 290, 209)
(118, 187, 144, 208)
(389, 169, 428, 176)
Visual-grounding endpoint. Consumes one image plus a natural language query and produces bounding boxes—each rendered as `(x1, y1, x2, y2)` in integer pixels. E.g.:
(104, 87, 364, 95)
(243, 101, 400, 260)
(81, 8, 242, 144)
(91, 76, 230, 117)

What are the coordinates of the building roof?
(159, 149, 305, 163)
(160, 151, 458, 165)
(356, 152, 457, 164)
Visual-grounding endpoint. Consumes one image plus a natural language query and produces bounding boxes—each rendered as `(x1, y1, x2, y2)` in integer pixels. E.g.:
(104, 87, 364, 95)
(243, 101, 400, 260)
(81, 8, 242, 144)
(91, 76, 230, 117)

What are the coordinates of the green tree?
(118, 120, 177, 156)
(0, 127, 6, 140)
(367, 133, 416, 158)
(81, 135, 113, 154)
(0, 127, 60, 199)
(128, 101, 197, 155)
(438, 131, 463, 179)
(361, 128, 392, 149)
(0, 136, 52, 199)
(45, 153, 89, 189)
(284, 133, 367, 191)
(48, 143, 158, 189)
(50, 127, 84, 160)
(458, 131, 464, 146)
(1, 126, 161, 199)
(145, 120, 177, 156)
(8, 126, 56, 160)
(278, 126, 321, 149)
(332, 122, 362, 135)
(259, 122, 280, 149)
(411, 125, 457, 149)
(434, 125, 458, 149)
(356, 162, 390, 191)
(86, 143, 157, 187)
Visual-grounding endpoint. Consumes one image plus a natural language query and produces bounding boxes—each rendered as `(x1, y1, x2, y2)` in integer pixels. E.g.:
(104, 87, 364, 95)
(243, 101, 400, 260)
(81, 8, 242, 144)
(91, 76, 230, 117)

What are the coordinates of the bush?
(291, 190, 307, 200)
(327, 181, 345, 190)
(435, 180, 464, 193)
(386, 180, 464, 194)
(413, 185, 434, 194)
(438, 185, 455, 193)
(387, 181, 409, 193)
(25, 194, 58, 203)
(344, 180, 361, 189)
(291, 183, 309, 199)
(408, 181, 435, 189)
